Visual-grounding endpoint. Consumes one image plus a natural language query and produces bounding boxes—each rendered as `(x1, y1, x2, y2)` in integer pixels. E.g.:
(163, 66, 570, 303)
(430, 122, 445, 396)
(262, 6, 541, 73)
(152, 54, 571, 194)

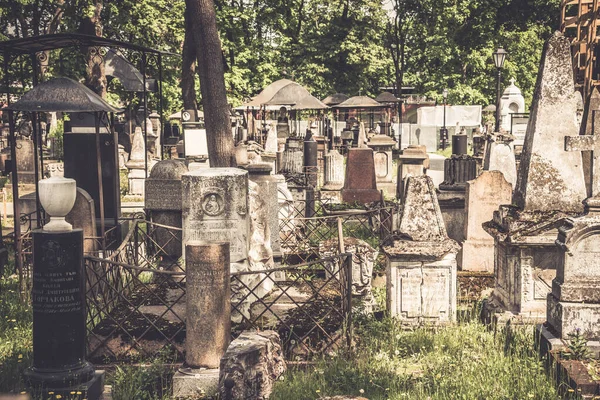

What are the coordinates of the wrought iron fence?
(231, 254, 353, 361)
(85, 218, 185, 363)
(84, 217, 354, 363)
(280, 193, 395, 265)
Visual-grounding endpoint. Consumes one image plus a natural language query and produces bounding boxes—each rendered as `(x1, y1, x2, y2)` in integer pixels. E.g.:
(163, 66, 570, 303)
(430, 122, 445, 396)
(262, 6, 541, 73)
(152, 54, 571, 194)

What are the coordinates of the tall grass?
(0, 269, 33, 394)
(272, 314, 560, 400)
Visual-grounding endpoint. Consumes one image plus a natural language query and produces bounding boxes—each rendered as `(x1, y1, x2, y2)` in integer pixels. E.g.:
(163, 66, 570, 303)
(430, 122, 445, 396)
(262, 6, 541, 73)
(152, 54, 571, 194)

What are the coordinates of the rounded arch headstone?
(145, 160, 188, 266)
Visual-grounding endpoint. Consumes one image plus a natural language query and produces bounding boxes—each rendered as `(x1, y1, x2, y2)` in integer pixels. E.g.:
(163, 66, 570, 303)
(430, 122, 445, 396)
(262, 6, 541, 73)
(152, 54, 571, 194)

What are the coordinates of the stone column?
(25, 230, 104, 398)
(185, 242, 231, 368)
(367, 134, 396, 197)
(341, 148, 381, 204)
(323, 149, 345, 190)
(182, 168, 249, 264)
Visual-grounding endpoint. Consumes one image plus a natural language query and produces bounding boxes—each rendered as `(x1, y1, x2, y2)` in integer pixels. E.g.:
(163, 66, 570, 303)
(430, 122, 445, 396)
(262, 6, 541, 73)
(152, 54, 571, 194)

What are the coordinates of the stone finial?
(513, 31, 586, 213)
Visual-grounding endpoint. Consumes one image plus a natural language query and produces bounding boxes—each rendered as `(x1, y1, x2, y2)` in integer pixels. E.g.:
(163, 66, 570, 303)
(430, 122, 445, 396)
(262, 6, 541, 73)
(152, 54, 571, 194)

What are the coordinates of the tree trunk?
(186, 0, 236, 167)
(181, 5, 198, 110)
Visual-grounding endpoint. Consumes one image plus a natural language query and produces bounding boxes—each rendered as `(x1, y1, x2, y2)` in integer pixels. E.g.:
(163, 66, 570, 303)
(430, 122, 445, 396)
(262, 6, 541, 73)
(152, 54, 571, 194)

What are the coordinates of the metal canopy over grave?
(6, 77, 119, 259)
(0, 32, 174, 276)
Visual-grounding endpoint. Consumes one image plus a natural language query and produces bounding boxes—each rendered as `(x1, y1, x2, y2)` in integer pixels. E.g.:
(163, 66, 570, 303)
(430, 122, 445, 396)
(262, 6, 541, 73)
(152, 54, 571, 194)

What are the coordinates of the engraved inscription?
(145, 181, 182, 211)
(32, 270, 81, 314)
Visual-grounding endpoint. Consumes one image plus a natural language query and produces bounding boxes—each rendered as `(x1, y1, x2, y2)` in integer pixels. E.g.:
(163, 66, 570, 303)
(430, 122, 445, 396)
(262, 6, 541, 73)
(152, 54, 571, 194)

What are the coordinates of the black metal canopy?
(6, 77, 120, 112)
(0, 32, 176, 56)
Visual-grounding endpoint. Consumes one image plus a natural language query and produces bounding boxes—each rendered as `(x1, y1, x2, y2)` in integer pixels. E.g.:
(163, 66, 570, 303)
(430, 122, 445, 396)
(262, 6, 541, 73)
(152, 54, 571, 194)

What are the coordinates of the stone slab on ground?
(172, 368, 220, 399)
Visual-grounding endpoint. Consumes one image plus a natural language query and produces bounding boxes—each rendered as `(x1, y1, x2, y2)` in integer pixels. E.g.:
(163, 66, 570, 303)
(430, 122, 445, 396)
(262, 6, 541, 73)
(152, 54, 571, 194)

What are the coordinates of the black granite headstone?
(25, 229, 103, 399)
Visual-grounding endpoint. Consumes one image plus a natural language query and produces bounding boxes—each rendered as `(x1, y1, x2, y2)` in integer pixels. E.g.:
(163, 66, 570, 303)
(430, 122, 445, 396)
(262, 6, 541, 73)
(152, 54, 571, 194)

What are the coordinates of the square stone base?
(460, 239, 494, 273)
(172, 368, 219, 399)
(386, 253, 457, 324)
(320, 188, 342, 203)
(480, 297, 546, 329)
(547, 294, 600, 341)
(535, 323, 600, 359)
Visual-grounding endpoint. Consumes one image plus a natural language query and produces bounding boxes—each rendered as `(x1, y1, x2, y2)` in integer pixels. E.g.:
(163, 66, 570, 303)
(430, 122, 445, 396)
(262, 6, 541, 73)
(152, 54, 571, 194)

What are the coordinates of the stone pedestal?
(548, 199, 600, 340)
(383, 176, 459, 324)
(145, 160, 188, 265)
(396, 145, 429, 200)
(322, 149, 345, 203)
(341, 148, 380, 204)
(25, 230, 104, 399)
(367, 134, 396, 197)
(460, 171, 512, 272)
(439, 155, 478, 191)
(182, 168, 249, 264)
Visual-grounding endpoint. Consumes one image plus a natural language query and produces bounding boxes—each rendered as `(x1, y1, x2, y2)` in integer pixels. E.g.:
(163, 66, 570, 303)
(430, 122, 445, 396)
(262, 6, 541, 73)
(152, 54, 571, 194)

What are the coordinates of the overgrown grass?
(272, 312, 560, 400)
(108, 353, 176, 400)
(0, 268, 33, 395)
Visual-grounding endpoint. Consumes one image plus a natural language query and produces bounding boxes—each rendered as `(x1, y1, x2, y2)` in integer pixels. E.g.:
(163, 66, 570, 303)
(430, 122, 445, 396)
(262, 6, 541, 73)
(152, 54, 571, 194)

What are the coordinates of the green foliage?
(272, 317, 559, 399)
(561, 329, 591, 361)
(109, 353, 176, 400)
(0, 266, 33, 394)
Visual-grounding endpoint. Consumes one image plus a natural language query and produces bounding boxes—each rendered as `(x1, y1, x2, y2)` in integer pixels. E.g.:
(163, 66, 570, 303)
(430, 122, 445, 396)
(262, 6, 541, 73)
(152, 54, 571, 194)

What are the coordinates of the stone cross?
(565, 122, 600, 197)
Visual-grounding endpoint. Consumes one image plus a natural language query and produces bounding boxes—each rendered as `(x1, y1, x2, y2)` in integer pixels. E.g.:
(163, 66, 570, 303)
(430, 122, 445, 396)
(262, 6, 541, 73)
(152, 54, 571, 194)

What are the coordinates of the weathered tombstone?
(182, 168, 249, 264)
(145, 160, 188, 266)
(545, 199, 600, 344)
(484, 133, 517, 188)
(218, 331, 286, 400)
(245, 163, 281, 259)
(367, 134, 396, 197)
(483, 32, 587, 320)
(276, 107, 290, 138)
(15, 139, 35, 184)
(383, 175, 459, 324)
(320, 237, 378, 314)
(125, 126, 146, 197)
(460, 171, 512, 272)
(396, 144, 429, 200)
(65, 188, 97, 255)
(341, 148, 380, 204)
(499, 78, 526, 133)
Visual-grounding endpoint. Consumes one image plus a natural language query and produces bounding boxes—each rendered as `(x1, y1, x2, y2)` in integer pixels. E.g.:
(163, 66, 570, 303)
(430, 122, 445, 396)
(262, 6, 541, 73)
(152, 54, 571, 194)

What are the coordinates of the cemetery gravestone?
(341, 148, 381, 204)
(383, 175, 459, 324)
(367, 134, 396, 197)
(145, 160, 188, 265)
(15, 139, 36, 184)
(125, 126, 146, 197)
(484, 32, 587, 319)
(64, 112, 121, 233)
(461, 171, 512, 272)
(65, 188, 97, 255)
(182, 168, 249, 264)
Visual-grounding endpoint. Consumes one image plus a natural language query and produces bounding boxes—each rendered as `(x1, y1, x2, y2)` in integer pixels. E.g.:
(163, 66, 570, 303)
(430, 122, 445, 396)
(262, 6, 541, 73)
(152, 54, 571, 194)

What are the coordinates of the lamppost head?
(493, 47, 508, 69)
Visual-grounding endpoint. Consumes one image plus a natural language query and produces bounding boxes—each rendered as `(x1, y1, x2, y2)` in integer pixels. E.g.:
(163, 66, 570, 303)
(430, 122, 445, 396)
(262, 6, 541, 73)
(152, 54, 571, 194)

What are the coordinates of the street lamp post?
(441, 88, 448, 150)
(493, 47, 508, 133)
